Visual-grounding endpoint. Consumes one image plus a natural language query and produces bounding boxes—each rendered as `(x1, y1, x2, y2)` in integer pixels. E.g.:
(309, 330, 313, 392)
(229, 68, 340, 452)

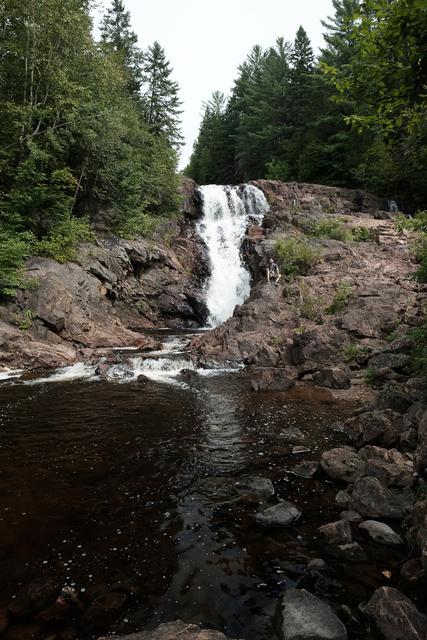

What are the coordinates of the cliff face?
(191, 180, 425, 393)
(0, 213, 207, 370)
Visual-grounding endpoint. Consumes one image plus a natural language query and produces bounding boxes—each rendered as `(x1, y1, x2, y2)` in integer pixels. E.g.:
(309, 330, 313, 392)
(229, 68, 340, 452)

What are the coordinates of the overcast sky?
(94, 0, 334, 168)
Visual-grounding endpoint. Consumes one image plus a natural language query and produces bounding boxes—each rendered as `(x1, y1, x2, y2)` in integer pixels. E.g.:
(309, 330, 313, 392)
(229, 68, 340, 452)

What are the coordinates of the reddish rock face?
(97, 620, 238, 640)
(364, 586, 427, 640)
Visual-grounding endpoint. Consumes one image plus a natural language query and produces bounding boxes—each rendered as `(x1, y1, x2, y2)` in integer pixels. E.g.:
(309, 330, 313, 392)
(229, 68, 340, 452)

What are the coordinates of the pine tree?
(142, 41, 183, 148)
(320, 0, 360, 67)
(100, 0, 143, 95)
(290, 26, 315, 74)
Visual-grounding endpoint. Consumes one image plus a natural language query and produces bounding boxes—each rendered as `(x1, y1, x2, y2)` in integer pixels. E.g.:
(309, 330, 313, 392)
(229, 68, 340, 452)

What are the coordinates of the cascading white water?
(196, 184, 269, 327)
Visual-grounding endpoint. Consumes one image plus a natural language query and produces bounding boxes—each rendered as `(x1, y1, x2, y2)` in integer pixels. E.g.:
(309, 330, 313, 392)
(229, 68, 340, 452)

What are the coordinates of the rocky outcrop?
(0, 218, 209, 370)
(190, 181, 421, 394)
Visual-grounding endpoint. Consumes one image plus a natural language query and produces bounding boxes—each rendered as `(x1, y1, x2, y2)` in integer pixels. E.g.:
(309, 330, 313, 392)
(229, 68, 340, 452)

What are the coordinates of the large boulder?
(363, 587, 427, 640)
(280, 588, 348, 640)
(415, 410, 427, 475)
(342, 410, 403, 448)
(313, 367, 350, 389)
(320, 448, 366, 483)
(317, 520, 352, 545)
(350, 477, 413, 519)
(358, 520, 403, 546)
(358, 446, 415, 488)
(97, 621, 237, 640)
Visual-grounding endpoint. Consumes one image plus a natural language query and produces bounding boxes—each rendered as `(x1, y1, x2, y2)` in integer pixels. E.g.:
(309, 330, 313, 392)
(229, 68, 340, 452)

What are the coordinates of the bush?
(409, 319, 427, 379)
(275, 237, 322, 276)
(308, 217, 351, 241)
(36, 216, 94, 263)
(325, 283, 352, 314)
(0, 230, 35, 296)
(351, 226, 379, 242)
(118, 210, 161, 240)
(341, 343, 369, 363)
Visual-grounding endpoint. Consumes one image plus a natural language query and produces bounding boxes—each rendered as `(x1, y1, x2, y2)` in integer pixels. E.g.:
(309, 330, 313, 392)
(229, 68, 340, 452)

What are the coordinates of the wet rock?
(292, 446, 311, 454)
(280, 588, 348, 640)
(342, 410, 403, 448)
(363, 586, 427, 640)
(0, 608, 7, 634)
(250, 366, 297, 391)
(307, 558, 327, 571)
(254, 501, 301, 527)
(137, 374, 150, 384)
(313, 367, 350, 389)
(235, 476, 275, 502)
(340, 510, 362, 523)
(335, 490, 351, 508)
(400, 558, 425, 583)
(350, 477, 414, 519)
(358, 446, 415, 488)
(327, 542, 368, 563)
(4, 623, 42, 640)
(358, 520, 403, 546)
(320, 448, 366, 483)
(280, 426, 305, 442)
(317, 520, 352, 545)
(406, 499, 427, 571)
(292, 461, 319, 478)
(8, 578, 60, 617)
(179, 368, 200, 381)
(97, 620, 237, 639)
(180, 177, 202, 220)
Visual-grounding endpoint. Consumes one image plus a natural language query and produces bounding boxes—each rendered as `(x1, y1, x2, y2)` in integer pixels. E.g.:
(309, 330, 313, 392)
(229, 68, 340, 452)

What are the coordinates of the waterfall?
(196, 184, 269, 327)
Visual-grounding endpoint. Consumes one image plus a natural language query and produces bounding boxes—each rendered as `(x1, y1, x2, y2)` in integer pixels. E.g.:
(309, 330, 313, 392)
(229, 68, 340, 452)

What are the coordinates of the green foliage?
(275, 237, 322, 276)
(118, 211, 160, 240)
(14, 308, 35, 331)
(351, 226, 379, 242)
(36, 217, 94, 263)
(396, 211, 427, 283)
(325, 282, 352, 314)
(0, 0, 182, 293)
(364, 366, 381, 386)
(341, 343, 369, 363)
(0, 230, 35, 296)
(298, 281, 324, 321)
(308, 217, 351, 241)
(409, 320, 427, 378)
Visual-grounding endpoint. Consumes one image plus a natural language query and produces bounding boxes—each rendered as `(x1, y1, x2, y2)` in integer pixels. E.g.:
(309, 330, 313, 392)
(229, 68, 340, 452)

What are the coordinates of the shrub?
(14, 308, 35, 331)
(308, 217, 351, 241)
(118, 210, 160, 240)
(36, 216, 94, 263)
(409, 319, 427, 379)
(0, 230, 35, 296)
(275, 238, 322, 276)
(351, 226, 379, 242)
(298, 281, 323, 321)
(325, 283, 352, 314)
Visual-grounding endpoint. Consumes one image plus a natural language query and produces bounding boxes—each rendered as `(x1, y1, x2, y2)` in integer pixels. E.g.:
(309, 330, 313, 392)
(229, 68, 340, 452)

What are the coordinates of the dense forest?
(0, 0, 182, 293)
(186, 0, 427, 212)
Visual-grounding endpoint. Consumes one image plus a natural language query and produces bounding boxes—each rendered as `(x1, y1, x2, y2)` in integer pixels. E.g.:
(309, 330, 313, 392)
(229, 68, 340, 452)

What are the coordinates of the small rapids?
(196, 184, 269, 327)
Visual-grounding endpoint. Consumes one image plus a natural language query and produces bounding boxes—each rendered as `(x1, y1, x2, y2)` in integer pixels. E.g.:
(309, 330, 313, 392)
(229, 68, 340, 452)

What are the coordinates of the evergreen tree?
(100, 0, 143, 95)
(142, 41, 183, 148)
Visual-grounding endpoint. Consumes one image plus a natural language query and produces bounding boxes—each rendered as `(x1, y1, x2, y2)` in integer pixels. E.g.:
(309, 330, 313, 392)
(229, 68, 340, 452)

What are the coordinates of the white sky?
(94, 0, 334, 168)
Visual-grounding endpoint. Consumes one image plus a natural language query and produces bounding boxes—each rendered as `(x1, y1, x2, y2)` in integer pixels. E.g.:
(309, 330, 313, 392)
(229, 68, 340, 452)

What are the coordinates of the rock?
(415, 410, 427, 474)
(235, 476, 275, 502)
(350, 477, 414, 519)
(280, 588, 348, 640)
(0, 608, 7, 634)
(292, 461, 319, 478)
(180, 177, 202, 220)
(8, 578, 60, 617)
(335, 490, 351, 508)
(280, 426, 305, 441)
(358, 446, 414, 488)
(313, 367, 350, 389)
(250, 366, 297, 391)
(137, 374, 150, 384)
(317, 520, 352, 545)
(369, 352, 411, 372)
(358, 520, 403, 546)
(4, 623, 42, 640)
(343, 410, 403, 448)
(363, 586, 427, 640)
(97, 620, 237, 640)
(254, 501, 301, 527)
(320, 448, 366, 483)
(179, 368, 200, 381)
(401, 558, 425, 583)
(340, 510, 362, 523)
(307, 558, 327, 571)
(292, 446, 311, 454)
(327, 542, 368, 563)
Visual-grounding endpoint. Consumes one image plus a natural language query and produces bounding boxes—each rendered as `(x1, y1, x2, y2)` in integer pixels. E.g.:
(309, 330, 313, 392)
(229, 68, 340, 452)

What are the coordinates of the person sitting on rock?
(267, 257, 281, 285)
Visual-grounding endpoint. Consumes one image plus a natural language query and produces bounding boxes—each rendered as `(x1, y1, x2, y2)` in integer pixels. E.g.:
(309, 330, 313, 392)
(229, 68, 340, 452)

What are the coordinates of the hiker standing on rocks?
(267, 257, 281, 285)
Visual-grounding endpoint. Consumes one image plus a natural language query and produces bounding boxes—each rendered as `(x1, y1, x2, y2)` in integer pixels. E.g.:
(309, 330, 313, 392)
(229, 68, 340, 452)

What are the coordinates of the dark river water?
(0, 361, 418, 640)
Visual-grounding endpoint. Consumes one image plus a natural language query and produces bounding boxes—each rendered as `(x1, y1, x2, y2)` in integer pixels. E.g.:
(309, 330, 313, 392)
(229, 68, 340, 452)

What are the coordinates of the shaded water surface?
(0, 372, 412, 639)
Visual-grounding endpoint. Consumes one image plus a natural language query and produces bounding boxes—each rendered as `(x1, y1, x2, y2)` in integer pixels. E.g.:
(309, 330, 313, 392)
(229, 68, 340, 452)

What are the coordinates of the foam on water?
(28, 363, 98, 385)
(196, 184, 269, 327)
(0, 368, 24, 381)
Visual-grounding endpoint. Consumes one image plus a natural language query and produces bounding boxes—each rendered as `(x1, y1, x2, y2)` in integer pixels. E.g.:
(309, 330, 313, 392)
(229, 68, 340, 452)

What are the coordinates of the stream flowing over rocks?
(0, 179, 426, 640)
